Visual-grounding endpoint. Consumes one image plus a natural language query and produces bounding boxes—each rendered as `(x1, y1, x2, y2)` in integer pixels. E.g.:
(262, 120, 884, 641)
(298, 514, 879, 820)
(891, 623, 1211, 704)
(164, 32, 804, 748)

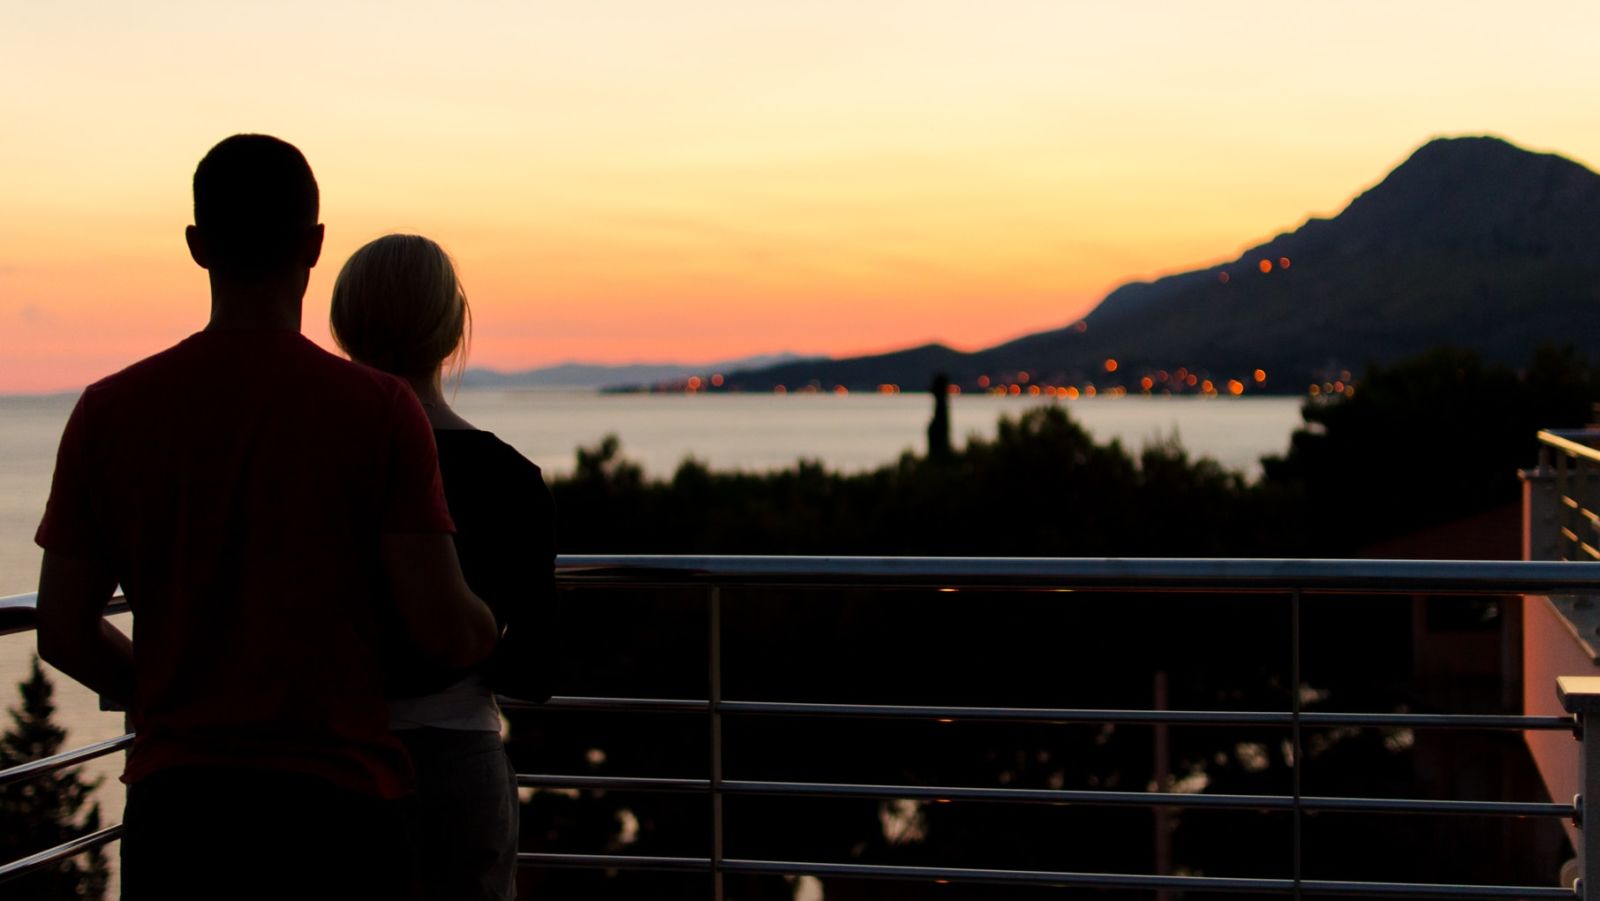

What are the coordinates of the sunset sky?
(5, 1, 1600, 392)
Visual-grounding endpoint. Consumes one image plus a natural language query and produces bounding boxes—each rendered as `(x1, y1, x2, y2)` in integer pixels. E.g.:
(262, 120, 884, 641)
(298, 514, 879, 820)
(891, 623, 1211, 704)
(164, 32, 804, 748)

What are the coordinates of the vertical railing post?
(1152, 670, 1171, 901)
(1571, 453, 1588, 559)
(1558, 676, 1600, 898)
(1523, 451, 1562, 562)
(1291, 588, 1303, 900)
(709, 585, 724, 901)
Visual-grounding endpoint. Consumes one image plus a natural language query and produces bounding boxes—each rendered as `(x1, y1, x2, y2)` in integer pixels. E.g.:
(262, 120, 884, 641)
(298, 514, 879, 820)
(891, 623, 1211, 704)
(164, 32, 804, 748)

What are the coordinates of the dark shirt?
(36, 330, 454, 799)
(387, 429, 558, 700)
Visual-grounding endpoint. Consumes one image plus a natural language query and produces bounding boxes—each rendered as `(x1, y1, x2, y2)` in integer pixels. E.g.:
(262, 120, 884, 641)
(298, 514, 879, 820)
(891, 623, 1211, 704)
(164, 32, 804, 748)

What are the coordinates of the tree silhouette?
(0, 656, 109, 900)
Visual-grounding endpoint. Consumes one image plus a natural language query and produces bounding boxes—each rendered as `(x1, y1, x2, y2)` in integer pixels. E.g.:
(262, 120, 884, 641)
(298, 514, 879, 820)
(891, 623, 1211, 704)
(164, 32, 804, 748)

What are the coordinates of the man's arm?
(381, 532, 498, 669)
(36, 550, 134, 706)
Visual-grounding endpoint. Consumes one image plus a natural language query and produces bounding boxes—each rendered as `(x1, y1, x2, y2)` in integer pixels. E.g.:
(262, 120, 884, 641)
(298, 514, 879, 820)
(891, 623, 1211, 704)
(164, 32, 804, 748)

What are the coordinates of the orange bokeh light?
(1104, 358, 1118, 373)
(1253, 368, 1267, 383)
(1227, 379, 1244, 395)
(1258, 259, 1273, 273)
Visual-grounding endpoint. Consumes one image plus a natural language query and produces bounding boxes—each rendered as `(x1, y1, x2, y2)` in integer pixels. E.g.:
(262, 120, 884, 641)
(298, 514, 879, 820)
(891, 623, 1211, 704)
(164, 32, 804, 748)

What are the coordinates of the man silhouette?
(34, 134, 497, 899)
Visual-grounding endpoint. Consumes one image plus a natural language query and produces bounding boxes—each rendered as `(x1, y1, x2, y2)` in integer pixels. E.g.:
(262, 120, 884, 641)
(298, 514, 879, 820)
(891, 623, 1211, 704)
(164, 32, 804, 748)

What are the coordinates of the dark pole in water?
(928, 373, 952, 461)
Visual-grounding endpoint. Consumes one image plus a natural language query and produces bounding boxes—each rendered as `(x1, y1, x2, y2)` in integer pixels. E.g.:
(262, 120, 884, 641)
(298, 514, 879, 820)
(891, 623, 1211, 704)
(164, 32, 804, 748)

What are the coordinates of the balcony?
(6, 549, 1600, 898)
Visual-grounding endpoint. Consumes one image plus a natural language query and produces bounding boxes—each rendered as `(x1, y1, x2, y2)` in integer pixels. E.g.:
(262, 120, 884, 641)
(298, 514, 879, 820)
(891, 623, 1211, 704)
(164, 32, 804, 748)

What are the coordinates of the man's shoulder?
(77, 337, 206, 406)
(81, 332, 412, 414)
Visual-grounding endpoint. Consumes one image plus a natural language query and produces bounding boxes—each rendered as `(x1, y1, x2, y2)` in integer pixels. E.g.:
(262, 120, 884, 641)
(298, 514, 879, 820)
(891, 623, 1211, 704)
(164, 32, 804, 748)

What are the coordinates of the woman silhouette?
(331, 233, 555, 901)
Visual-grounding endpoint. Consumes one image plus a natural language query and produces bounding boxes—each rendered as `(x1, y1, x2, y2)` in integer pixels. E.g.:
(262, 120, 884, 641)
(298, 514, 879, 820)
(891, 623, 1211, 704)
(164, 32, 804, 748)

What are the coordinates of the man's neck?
(204, 271, 306, 332)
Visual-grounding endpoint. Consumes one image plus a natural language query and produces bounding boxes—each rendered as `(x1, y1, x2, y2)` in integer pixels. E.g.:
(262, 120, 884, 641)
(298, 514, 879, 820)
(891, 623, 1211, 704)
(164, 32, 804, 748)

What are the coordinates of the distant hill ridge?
(721, 136, 1600, 394)
(463, 352, 820, 389)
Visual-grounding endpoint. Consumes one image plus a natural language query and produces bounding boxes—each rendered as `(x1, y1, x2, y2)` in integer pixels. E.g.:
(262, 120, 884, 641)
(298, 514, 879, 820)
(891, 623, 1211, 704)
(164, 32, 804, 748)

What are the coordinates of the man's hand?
(381, 532, 498, 669)
(36, 550, 134, 706)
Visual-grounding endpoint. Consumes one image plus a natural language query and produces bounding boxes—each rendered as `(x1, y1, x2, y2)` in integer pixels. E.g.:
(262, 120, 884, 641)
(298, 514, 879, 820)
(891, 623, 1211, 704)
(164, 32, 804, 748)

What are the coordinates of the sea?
(0, 387, 1304, 878)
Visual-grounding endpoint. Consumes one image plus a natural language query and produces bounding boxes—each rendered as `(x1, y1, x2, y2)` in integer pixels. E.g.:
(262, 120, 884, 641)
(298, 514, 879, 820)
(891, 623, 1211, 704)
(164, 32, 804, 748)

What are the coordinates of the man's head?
(187, 135, 322, 281)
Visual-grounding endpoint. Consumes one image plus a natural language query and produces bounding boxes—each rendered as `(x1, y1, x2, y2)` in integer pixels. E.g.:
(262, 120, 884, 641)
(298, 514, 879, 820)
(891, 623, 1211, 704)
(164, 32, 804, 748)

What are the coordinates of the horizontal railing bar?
(719, 779, 1574, 817)
(0, 733, 134, 787)
(501, 696, 708, 714)
(716, 858, 1574, 898)
(519, 773, 709, 793)
(0, 825, 122, 886)
(517, 851, 711, 873)
(726, 700, 1577, 731)
(554, 555, 1600, 593)
(0, 593, 128, 638)
(1540, 429, 1600, 465)
(512, 773, 1572, 818)
(521, 696, 1576, 731)
(1558, 497, 1600, 526)
(512, 851, 1572, 897)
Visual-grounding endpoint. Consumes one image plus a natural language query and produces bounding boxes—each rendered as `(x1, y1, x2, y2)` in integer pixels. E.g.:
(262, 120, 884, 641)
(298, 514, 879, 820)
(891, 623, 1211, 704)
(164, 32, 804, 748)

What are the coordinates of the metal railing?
(1539, 429, 1600, 561)
(5, 557, 1600, 897)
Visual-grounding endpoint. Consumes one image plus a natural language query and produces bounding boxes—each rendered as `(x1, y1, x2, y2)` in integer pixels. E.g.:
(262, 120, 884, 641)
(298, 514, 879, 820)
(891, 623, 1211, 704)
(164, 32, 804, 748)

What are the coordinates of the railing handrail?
(8, 555, 1595, 635)
(0, 592, 126, 637)
(1541, 429, 1600, 465)
(554, 554, 1600, 592)
(506, 694, 1578, 731)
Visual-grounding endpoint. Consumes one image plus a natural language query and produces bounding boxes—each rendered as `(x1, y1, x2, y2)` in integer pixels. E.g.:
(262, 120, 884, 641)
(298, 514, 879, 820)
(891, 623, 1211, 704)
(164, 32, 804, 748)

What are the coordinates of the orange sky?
(5, 1, 1600, 393)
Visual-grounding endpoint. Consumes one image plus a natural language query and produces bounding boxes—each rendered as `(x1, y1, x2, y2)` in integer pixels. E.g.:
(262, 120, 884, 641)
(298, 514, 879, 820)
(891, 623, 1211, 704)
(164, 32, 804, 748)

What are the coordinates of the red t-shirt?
(35, 329, 454, 799)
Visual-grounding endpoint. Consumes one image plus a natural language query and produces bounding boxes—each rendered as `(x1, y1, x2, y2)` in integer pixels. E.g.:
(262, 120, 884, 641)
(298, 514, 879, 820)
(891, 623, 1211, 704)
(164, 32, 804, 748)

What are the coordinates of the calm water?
(0, 387, 1305, 870)
(1, 388, 1306, 596)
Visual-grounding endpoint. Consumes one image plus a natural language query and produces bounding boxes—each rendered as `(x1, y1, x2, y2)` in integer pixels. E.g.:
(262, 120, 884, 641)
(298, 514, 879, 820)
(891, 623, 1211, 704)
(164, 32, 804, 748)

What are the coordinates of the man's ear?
(301, 224, 325, 269)
(185, 225, 210, 269)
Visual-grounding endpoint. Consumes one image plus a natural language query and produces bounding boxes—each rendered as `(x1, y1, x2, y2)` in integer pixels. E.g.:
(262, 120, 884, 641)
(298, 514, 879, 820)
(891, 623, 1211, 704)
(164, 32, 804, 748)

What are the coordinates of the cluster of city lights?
(968, 361, 1273, 399)
(670, 338, 1353, 401)
(1308, 370, 1357, 399)
(682, 373, 726, 393)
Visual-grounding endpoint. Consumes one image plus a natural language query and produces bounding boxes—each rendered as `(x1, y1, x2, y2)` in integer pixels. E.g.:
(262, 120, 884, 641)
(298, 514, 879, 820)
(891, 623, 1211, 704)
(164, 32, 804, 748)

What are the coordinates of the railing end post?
(1558, 678, 1600, 715)
(1560, 677, 1600, 900)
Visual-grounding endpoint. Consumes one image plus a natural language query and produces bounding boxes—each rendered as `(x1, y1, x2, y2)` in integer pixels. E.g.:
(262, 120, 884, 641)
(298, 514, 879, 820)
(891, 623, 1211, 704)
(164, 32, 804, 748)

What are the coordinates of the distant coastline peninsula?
(667, 136, 1600, 397)
(462, 352, 823, 391)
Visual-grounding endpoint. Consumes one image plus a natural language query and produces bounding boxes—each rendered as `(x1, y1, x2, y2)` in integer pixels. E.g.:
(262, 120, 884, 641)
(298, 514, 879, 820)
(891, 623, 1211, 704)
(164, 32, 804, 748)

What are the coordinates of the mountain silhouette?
(721, 136, 1600, 393)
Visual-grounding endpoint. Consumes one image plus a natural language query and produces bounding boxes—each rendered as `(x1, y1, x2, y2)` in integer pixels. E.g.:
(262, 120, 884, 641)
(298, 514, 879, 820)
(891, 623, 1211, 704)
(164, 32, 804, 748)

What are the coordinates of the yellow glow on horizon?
(6, 1, 1600, 391)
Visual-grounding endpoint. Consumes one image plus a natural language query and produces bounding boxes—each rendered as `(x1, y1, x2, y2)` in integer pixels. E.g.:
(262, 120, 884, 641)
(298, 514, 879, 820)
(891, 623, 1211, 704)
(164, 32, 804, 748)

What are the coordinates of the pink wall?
(1524, 595, 1591, 850)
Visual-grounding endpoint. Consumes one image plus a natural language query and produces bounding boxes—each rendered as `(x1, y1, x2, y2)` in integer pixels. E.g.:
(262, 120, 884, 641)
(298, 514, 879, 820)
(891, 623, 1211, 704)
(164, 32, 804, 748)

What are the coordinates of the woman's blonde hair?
(330, 233, 472, 384)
